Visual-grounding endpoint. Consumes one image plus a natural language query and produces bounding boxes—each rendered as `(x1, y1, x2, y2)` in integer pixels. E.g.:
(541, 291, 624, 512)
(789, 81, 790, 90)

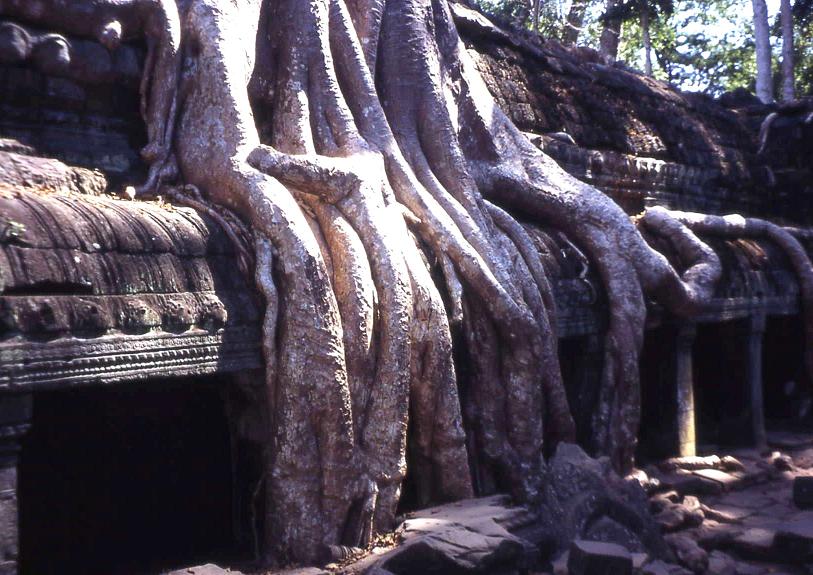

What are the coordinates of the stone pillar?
(675, 322, 697, 458)
(0, 395, 31, 575)
(747, 314, 768, 449)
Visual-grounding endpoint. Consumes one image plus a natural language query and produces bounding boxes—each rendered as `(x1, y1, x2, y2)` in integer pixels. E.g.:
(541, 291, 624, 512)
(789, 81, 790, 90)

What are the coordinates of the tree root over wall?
(9, 0, 813, 566)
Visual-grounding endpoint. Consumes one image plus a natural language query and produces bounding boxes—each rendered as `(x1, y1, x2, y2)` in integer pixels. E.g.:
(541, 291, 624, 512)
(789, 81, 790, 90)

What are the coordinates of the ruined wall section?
(0, 21, 146, 188)
(455, 9, 798, 222)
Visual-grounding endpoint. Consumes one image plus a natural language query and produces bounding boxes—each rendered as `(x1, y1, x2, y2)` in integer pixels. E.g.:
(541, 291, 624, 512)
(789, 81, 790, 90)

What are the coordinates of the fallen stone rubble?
(171, 435, 813, 575)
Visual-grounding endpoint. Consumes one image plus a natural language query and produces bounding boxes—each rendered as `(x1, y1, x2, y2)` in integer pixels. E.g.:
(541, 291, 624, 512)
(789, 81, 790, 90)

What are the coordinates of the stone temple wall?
(454, 3, 812, 224)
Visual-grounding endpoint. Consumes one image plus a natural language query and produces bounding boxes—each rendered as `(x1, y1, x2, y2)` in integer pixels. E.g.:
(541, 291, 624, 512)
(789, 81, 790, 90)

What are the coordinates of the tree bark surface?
(10, 0, 811, 567)
(752, 0, 774, 103)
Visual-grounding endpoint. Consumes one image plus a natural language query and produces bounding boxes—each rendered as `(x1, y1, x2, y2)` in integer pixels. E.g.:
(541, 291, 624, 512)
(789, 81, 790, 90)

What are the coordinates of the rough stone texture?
(536, 444, 670, 558)
(456, 12, 812, 226)
(365, 496, 533, 574)
(663, 534, 708, 573)
(0, 150, 107, 196)
(0, 186, 262, 389)
(0, 63, 144, 180)
(793, 476, 813, 509)
(567, 539, 632, 575)
(639, 444, 813, 575)
(706, 550, 737, 575)
(641, 559, 693, 575)
(773, 519, 813, 561)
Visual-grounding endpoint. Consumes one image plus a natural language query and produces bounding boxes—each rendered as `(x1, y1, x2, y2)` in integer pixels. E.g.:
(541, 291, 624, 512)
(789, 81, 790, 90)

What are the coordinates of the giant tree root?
(169, 0, 728, 561)
(18, 0, 746, 565)
(645, 210, 813, 379)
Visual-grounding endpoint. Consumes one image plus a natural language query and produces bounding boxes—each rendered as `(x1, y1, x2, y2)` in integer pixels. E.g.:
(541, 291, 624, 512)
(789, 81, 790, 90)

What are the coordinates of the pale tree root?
(486, 200, 575, 446)
(425, 0, 723, 473)
(177, 1, 357, 562)
(341, 0, 578, 503)
(652, 210, 813, 380)
(116, 0, 733, 564)
(173, 0, 481, 562)
(252, 0, 475, 536)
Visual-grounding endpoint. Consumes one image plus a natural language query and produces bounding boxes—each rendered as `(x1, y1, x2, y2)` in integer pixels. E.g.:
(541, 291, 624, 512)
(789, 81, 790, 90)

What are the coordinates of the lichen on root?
(11, 0, 794, 566)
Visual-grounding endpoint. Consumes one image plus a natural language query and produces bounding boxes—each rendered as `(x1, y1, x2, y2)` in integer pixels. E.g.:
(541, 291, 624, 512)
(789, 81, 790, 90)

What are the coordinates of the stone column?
(675, 322, 697, 457)
(0, 394, 31, 575)
(747, 314, 768, 449)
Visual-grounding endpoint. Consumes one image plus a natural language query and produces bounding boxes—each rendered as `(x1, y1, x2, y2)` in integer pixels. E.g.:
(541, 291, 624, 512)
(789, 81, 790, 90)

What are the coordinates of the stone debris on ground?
(170, 441, 813, 575)
(642, 441, 813, 574)
(567, 539, 633, 575)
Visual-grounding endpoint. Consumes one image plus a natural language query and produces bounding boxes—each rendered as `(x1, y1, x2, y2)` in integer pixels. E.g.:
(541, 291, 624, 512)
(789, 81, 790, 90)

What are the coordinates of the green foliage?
(604, 0, 674, 23)
(475, 0, 813, 96)
(619, 0, 759, 94)
(474, 0, 575, 38)
(796, 18, 813, 94)
(476, 0, 532, 23)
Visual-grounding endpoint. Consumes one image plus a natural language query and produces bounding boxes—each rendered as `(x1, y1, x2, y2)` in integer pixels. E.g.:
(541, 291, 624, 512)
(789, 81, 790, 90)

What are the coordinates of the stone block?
(663, 534, 708, 574)
(706, 551, 736, 575)
(730, 527, 776, 560)
(686, 520, 742, 549)
(658, 472, 723, 496)
(641, 560, 692, 575)
(794, 476, 813, 509)
(654, 506, 687, 532)
(691, 469, 741, 491)
(165, 565, 238, 575)
(567, 539, 632, 575)
(773, 519, 813, 562)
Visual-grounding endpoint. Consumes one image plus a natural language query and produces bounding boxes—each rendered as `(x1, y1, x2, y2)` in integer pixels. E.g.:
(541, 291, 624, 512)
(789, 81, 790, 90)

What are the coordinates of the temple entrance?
(18, 377, 239, 575)
(693, 318, 753, 448)
(637, 324, 681, 462)
(763, 314, 811, 424)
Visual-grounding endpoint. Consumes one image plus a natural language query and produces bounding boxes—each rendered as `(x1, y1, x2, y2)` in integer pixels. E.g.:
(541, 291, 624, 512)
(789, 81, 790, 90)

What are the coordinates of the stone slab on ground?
(370, 495, 531, 574)
(640, 559, 692, 575)
(165, 565, 244, 575)
(700, 503, 750, 523)
(567, 539, 632, 575)
(685, 520, 743, 550)
(710, 489, 774, 511)
(729, 527, 777, 560)
(773, 518, 813, 562)
(654, 472, 724, 496)
(706, 550, 736, 575)
(691, 469, 742, 491)
(793, 476, 813, 509)
(663, 534, 708, 573)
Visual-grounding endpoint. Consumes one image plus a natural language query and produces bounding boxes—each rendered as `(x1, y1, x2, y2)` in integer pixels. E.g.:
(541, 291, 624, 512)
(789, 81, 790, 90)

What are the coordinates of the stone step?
(793, 476, 813, 509)
(567, 540, 632, 575)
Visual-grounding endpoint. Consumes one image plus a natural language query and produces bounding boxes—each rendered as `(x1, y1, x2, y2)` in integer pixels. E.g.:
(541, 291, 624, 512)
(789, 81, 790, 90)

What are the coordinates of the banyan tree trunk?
(16, 0, 802, 566)
(168, 0, 732, 562)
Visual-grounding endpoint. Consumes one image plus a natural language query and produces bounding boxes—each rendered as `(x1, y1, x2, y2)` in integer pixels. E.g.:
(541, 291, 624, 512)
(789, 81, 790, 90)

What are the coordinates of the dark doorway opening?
(764, 314, 811, 423)
(637, 324, 680, 462)
(558, 333, 604, 454)
(19, 377, 238, 575)
(693, 319, 751, 448)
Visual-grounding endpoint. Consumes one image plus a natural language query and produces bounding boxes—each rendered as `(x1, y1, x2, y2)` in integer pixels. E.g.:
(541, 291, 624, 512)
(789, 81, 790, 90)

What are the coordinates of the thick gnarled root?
(653, 210, 813, 380)
(123, 0, 743, 563)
